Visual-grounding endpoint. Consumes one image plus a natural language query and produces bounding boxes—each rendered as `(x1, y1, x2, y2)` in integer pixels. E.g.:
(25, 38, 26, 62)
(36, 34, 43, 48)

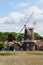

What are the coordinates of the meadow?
(0, 51, 43, 65)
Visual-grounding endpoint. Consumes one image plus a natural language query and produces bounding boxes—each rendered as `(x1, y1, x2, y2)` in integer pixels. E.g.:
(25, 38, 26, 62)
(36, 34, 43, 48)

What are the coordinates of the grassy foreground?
(0, 51, 43, 65)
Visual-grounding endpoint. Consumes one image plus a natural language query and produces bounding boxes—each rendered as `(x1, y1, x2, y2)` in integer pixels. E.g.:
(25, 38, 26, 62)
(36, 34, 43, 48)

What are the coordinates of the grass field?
(0, 51, 43, 65)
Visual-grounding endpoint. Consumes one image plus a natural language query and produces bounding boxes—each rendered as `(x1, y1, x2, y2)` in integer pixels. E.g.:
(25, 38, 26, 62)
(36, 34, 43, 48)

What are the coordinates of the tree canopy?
(0, 32, 43, 42)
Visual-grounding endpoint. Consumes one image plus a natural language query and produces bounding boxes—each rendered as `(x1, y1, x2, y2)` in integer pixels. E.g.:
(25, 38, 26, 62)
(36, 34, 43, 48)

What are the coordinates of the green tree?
(0, 32, 4, 41)
(17, 33, 23, 41)
(34, 33, 43, 40)
(3, 32, 10, 41)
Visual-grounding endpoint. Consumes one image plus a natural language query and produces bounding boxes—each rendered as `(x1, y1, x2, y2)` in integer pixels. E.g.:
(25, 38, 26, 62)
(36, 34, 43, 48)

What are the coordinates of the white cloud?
(0, 12, 24, 24)
(8, 12, 24, 22)
(16, 2, 28, 8)
(0, 12, 24, 32)
(35, 22, 43, 36)
(0, 24, 20, 32)
(25, 6, 43, 19)
(37, 0, 43, 4)
(0, 17, 8, 24)
(39, 0, 43, 2)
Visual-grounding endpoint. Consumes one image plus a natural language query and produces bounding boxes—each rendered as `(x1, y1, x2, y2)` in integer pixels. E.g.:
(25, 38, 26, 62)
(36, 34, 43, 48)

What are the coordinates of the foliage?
(11, 32, 17, 38)
(0, 32, 42, 42)
(3, 32, 10, 41)
(0, 32, 4, 41)
(17, 33, 23, 41)
(34, 33, 43, 40)
(39, 46, 43, 51)
(0, 32, 17, 42)
(0, 42, 4, 50)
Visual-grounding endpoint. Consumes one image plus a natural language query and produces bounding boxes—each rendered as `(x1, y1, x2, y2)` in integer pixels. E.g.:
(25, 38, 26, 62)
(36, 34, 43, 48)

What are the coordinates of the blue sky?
(0, 0, 43, 36)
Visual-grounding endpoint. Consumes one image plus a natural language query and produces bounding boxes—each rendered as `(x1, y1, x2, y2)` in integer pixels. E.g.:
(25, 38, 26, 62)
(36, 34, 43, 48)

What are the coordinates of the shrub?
(0, 42, 4, 50)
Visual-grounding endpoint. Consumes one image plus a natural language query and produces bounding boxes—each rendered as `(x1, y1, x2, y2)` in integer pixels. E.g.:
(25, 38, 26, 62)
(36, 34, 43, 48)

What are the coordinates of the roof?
(36, 40, 43, 47)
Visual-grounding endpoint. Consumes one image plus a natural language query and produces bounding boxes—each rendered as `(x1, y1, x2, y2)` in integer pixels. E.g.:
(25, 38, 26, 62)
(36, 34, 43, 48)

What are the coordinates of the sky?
(0, 0, 43, 36)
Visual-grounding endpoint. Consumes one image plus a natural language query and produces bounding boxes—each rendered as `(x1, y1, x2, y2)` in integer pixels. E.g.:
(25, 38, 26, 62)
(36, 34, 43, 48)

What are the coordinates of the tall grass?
(0, 51, 43, 65)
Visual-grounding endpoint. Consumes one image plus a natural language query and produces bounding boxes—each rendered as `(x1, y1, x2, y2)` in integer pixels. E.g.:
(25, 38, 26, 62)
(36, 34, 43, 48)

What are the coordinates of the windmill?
(22, 22, 36, 51)
(16, 12, 37, 51)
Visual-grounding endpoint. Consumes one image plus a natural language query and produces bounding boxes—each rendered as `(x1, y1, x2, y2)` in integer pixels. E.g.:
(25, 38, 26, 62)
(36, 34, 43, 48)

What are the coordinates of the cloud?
(0, 17, 7, 24)
(25, 6, 43, 19)
(8, 12, 24, 23)
(0, 12, 24, 24)
(35, 22, 43, 36)
(0, 23, 22, 32)
(16, 2, 28, 8)
(0, 12, 24, 32)
(37, 0, 43, 4)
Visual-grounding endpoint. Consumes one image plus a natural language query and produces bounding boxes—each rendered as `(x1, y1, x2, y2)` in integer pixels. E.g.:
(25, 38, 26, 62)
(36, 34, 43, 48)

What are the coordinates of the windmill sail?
(16, 12, 34, 39)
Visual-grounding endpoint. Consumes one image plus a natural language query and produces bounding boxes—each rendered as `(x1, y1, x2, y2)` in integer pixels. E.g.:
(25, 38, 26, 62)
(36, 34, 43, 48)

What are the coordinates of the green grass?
(0, 51, 16, 56)
(0, 51, 43, 56)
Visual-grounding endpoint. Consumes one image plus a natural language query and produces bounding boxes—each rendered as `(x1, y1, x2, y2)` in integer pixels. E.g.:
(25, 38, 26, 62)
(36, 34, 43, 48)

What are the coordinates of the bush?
(0, 42, 4, 50)
(39, 46, 43, 51)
